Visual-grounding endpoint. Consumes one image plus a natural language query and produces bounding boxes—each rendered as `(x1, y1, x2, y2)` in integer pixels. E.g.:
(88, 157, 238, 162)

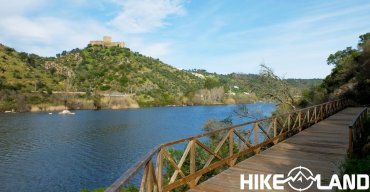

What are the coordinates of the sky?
(0, 0, 370, 78)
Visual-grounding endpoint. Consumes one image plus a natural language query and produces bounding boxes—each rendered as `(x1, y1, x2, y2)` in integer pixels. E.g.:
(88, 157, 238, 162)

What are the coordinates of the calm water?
(0, 103, 275, 192)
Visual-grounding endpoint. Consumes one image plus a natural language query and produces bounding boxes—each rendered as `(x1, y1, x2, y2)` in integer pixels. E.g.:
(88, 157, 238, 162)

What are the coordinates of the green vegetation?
(77, 33, 370, 191)
(0, 44, 65, 111)
(340, 155, 370, 177)
(81, 184, 139, 192)
(339, 116, 370, 192)
(301, 33, 370, 182)
(302, 32, 370, 106)
(162, 117, 245, 191)
(0, 43, 320, 112)
(339, 155, 370, 192)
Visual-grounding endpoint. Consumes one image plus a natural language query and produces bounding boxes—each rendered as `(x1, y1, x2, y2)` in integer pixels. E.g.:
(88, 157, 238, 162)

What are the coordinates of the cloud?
(0, 15, 111, 55)
(0, 0, 47, 16)
(0, 0, 183, 58)
(110, 0, 186, 33)
(165, 1, 370, 78)
(1, 0, 369, 78)
(138, 42, 172, 58)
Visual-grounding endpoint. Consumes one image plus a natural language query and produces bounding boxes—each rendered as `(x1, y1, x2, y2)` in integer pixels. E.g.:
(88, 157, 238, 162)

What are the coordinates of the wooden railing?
(105, 99, 348, 192)
(348, 107, 368, 156)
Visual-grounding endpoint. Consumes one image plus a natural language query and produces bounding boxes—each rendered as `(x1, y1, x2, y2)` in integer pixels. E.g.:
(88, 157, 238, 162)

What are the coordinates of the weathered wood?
(298, 111, 302, 131)
(161, 149, 186, 179)
(348, 127, 354, 156)
(105, 100, 349, 192)
(169, 141, 192, 183)
(105, 145, 161, 192)
(233, 130, 252, 148)
(155, 150, 163, 192)
(195, 140, 222, 161)
(149, 160, 158, 192)
(140, 162, 149, 192)
(164, 134, 286, 191)
(257, 123, 272, 140)
(288, 114, 291, 131)
(190, 107, 363, 192)
(189, 140, 196, 188)
(348, 107, 368, 156)
(253, 122, 259, 145)
(273, 118, 277, 137)
(228, 129, 234, 166)
(194, 132, 229, 184)
(146, 160, 152, 192)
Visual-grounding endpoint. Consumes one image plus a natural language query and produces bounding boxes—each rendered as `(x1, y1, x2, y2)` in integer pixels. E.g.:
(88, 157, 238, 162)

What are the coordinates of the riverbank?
(3, 100, 269, 113)
(0, 103, 276, 192)
(29, 101, 140, 112)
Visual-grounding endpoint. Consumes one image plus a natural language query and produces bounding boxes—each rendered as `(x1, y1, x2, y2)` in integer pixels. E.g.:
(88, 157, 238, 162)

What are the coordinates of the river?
(0, 103, 275, 191)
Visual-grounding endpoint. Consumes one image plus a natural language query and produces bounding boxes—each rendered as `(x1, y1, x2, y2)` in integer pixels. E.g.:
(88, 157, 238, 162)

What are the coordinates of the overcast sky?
(1, 0, 370, 78)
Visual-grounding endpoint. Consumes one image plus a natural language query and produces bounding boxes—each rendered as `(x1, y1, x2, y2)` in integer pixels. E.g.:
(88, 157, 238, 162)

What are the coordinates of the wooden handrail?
(348, 107, 368, 156)
(105, 99, 348, 192)
(162, 99, 345, 147)
(105, 145, 161, 192)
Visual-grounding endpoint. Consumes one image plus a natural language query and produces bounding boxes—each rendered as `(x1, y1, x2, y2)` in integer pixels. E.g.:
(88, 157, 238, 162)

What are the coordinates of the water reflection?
(0, 103, 275, 191)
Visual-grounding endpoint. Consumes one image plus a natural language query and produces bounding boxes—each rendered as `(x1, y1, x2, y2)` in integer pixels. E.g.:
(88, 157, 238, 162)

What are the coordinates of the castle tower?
(103, 36, 112, 43)
(90, 36, 124, 48)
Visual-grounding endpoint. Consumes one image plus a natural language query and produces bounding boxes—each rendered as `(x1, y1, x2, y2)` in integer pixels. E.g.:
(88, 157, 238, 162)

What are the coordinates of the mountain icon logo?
(286, 166, 316, 191)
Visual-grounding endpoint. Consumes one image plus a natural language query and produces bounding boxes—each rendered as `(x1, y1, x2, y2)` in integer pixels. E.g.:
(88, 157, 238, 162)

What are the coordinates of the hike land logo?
(240, 166, 369, 191)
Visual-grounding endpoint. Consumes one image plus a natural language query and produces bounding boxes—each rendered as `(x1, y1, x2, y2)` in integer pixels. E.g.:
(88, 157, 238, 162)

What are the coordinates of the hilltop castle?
(89, 36, 125, 48)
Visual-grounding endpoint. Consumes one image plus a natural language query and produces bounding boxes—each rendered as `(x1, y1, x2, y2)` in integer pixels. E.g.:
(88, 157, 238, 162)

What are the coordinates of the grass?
(338, 115, 370, 191)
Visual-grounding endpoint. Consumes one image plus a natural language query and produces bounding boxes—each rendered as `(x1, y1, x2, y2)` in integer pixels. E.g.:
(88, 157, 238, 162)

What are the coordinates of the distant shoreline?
(2, 101, 269, 113)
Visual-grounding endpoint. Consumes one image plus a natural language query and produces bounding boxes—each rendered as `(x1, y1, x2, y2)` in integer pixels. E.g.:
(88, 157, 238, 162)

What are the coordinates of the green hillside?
(188, 69, 322, 97)
(0, 44, 66, 111)
(0, 43, 321, 111)
(302, 32, 370, 105)
(51, 45, 204, 106)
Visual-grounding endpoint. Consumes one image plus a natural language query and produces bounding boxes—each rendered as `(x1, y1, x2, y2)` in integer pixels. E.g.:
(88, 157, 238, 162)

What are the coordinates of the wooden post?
(229, 129, 235, 166)
(307, 109, 310, 124)
(348, 126, 353, 157)
(140, 162, 149, 192)
(253, 122, 260, 153)
(288, 114, 291, 131)
(273, 118, 279, 145)
(254, 122, 259, 145)
(156, 150, 163, 192)
(189, 140, 196, 188)
(273, 118, 277, 137)
(298, 111, 302, 131)
(146, 160, 153, 192)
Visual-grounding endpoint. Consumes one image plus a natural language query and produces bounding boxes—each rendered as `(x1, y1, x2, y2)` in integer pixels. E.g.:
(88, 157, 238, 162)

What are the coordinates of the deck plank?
(188, 107, 363, 192)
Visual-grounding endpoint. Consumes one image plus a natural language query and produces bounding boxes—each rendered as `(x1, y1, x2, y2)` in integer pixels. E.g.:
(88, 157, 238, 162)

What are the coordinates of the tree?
(119, 76, 128, 86)
(93, 95, 102, 110)
(252, 64, 297, 109)
(358, 32, 370, 48)
(326, 47, 359, 66)
(204, 77, 220, 89)
(312, 32, 370, 104)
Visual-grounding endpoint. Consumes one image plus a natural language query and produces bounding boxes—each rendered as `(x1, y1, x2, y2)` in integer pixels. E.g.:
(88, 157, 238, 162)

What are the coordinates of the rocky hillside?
(50, 45, 204, 105)
(0, 43, 321, 111)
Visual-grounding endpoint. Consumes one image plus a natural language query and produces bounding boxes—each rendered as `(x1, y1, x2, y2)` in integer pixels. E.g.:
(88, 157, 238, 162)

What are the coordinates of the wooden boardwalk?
(188, 107, 363, 192)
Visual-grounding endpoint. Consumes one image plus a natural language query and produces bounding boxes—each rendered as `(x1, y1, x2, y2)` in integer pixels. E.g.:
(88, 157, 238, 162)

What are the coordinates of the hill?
(0, 43, 321, 111)
(302, 32, 370, 105)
